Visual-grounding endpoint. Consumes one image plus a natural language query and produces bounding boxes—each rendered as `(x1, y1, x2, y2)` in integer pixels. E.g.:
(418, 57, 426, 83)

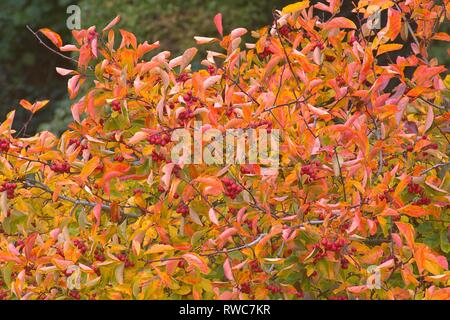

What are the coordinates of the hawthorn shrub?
(0, 0, 449, 300)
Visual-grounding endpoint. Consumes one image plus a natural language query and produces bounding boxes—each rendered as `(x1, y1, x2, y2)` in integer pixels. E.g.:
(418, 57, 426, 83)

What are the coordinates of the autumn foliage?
(0, 0, 449, 300)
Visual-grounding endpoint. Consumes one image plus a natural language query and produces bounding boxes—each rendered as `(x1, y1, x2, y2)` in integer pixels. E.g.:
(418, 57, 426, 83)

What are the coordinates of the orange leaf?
(432, 32, 450, 42)
(39, 28, 63, 47)
(19, 99, 49, 114)
(182, 253, 210, 274)
(395, 222, 415, 248)
(103, 15, 121, 32)
(386, 8, 402, 41)
(323, 17, 356, 30)
(397, 205, 428, 217)
(377, 43, 403, 56)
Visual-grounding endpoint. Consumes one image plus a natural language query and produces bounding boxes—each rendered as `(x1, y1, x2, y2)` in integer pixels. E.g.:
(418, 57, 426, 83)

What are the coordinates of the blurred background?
(0, 0, 448, 135)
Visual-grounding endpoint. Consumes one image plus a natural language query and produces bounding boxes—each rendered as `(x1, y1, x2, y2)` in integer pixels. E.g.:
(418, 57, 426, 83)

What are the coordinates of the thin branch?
(420, 161, 450, 175)
(333, 147, 347, 202)
(23, 179, 141, 218)
(145, 233, 267, 265)
(26, 25, 79, 65)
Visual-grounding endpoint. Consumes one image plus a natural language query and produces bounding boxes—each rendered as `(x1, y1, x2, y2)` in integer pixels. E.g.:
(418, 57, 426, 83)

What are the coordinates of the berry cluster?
(0, 290, 7, 300)
(278, 25, 290, 37)
(207, 65, 216, 75)
(117, 253, 134, 268)
(240, 165, 254, 175)
(221, 177, 243, 199)
(313, 237, 349, 266)
(314, 41, 325, 50)
(111, 100, 121, 112)
(50, 162, 71, 173)
(151, 150, 165, 162)
(300, 161, 321, 183)
(249, 260, 263, 273)
(0, 138, 10, 153)
(183, 91, 198, 107)
(413, 197, 431, 206)
(249, 119, 273, 133)
(378, 187, 393, 202)
(336, 75, 346, 87)
(68, 138, 82, 148)
(258, 46, 275, 59)
(267, 284, 282, 294)
(147, 132, 171, 146)
(408, 182, 424, 195)
(0, 182, 17, 199)
(69, 290, 81, 300)
(73, 239, 87, 254)
(178, 108, 195, 125)
(114, 154, 125, 162)
(176, 202, 189, 216)
(176, 73, 190, 83)
(94, 248, 105, 262)
(240, 282, 251, 294)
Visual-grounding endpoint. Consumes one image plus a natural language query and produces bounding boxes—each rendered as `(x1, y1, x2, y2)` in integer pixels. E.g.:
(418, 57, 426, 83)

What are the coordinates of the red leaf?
(223, 258, 234, 281)
(214, 13, 223, 36)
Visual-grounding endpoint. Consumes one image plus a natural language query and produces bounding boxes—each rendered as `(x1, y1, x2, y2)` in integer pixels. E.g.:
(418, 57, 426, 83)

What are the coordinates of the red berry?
(111, 100, 121, 112)
(0, 138, 10, 153)
(176, 202, 189, 216)
(279, 25, 290, 37)
(240, 282, 251, 294)
(176, 73, 190, 83)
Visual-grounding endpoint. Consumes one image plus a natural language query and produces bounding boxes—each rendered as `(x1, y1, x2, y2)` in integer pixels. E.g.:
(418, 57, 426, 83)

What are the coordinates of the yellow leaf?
(282, 1, 310, 14)
(144, 244, 175, 255)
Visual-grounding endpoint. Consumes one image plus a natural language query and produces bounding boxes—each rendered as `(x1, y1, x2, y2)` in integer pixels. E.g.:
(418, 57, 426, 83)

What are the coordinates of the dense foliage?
(0, 0, 449, 300)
